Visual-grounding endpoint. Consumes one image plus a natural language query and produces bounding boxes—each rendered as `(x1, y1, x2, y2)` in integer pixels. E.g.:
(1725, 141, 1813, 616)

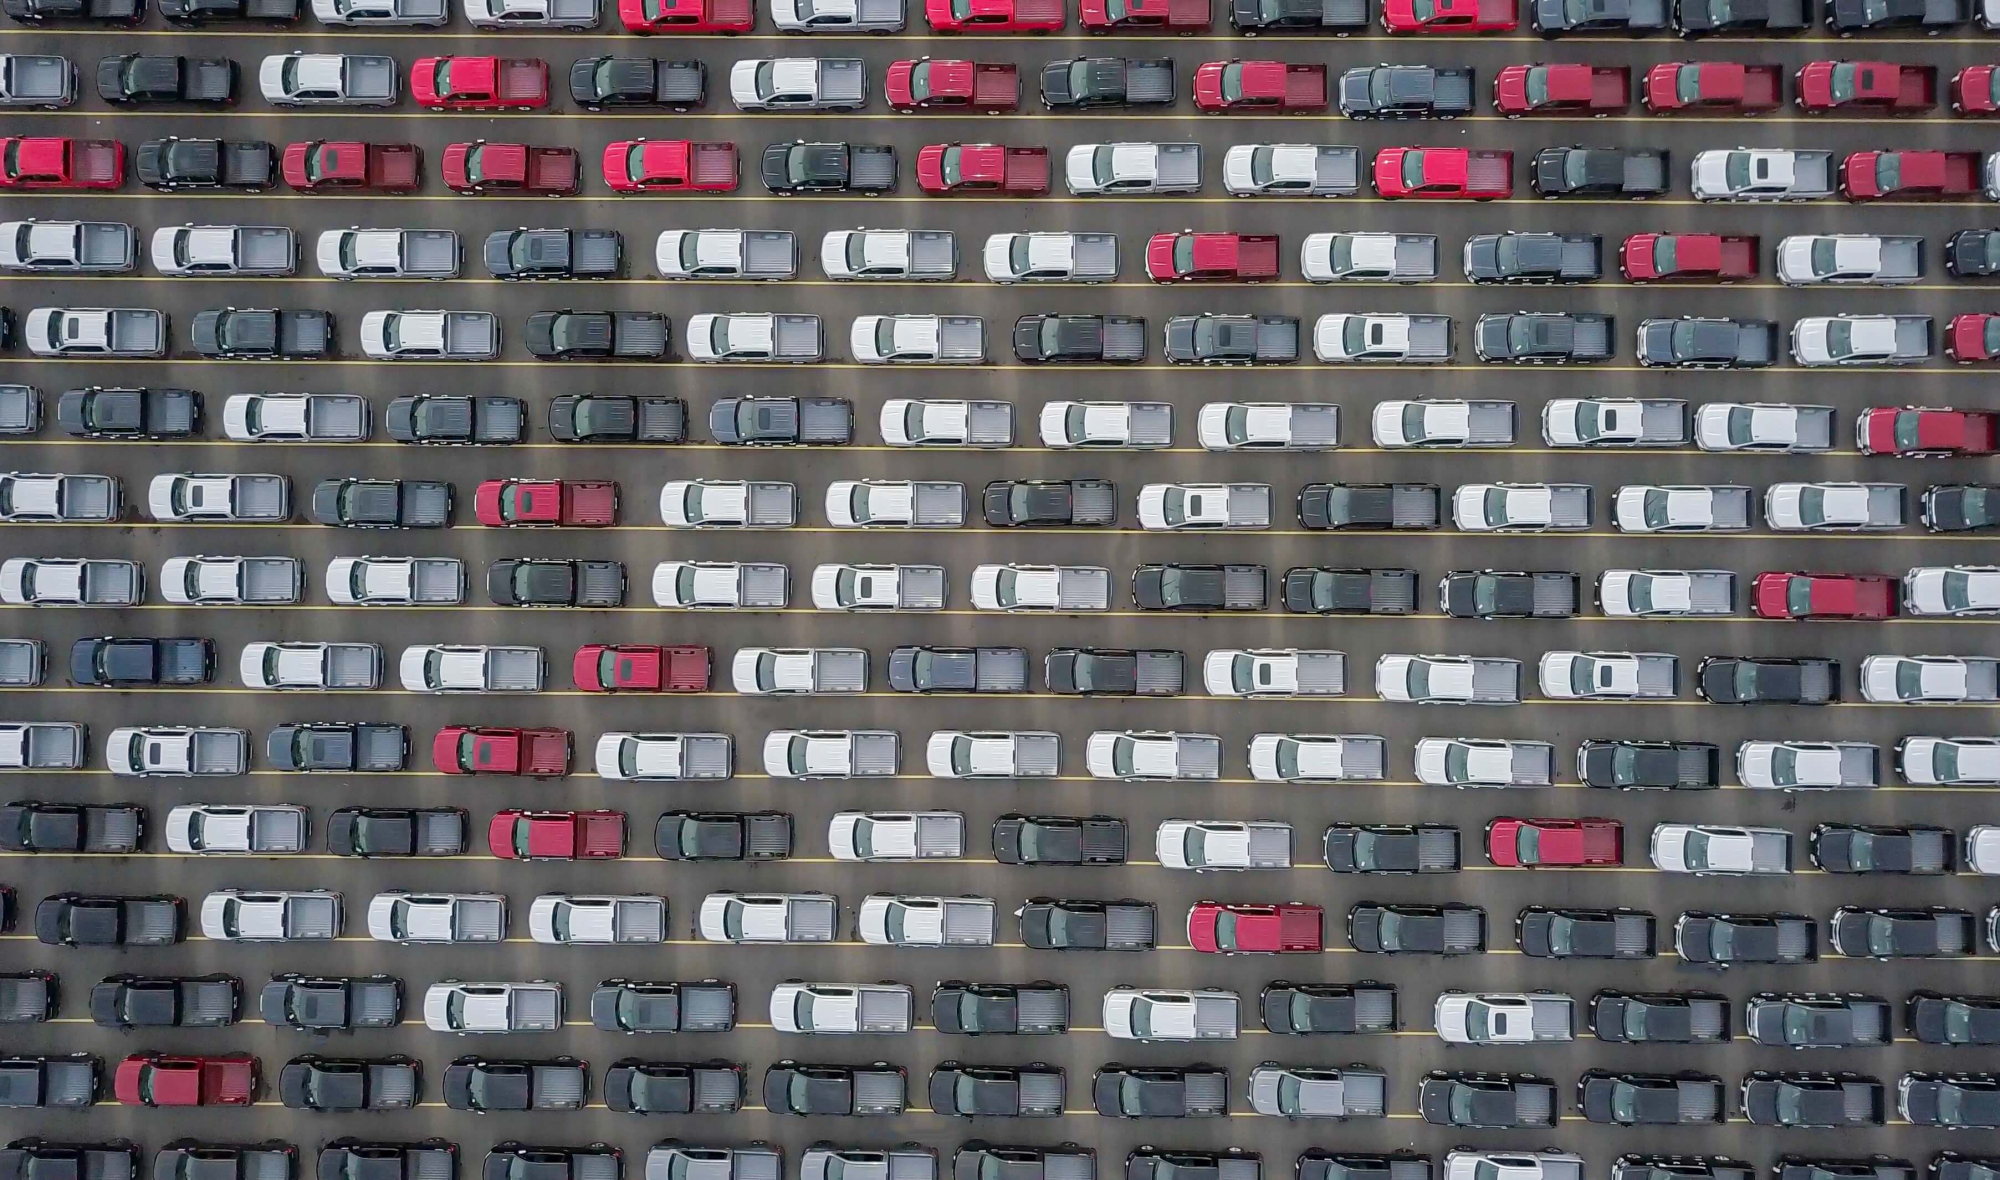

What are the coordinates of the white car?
(1649, 823, 1791, 875)
(1038, 400, 1172, 449)
(1596, 569, 1736, 618)
(313, 0, 449, 24)
(0, 558, 141, 606)
(1196, 402, 1338, 451)
(1613, 484, 1752, 533)
(1085, 731, 1220, 781)
(221, 393, 369, 442)
(258, 52, 399, 106)
(422, 981, 563, 1033)
(1101, 987, 1238, 1041)
(165, 804, 309, 854)
(527, 894, 667, 945)
(1860, 655, 1996, 703)
(367, 891, 506, 944)
(1246, 734, 1383, 782)
(1966, 826, 2000, 875)
(1538, 651, 1676, 700)
(592, 732, 734, 781)
(1902, 737, 2000, 786)
(1765, 482, 1905, 532)
(1137, 483, 1268, 531)
(1904, 566, 2000, 616)
(827, 811, 963, 861)
(326, 556, 464, 606)
(1738, 740, 1879, 790)
(878, 398, 1012, 447)
(200, 889, 342, 942)
(652, 561, 787, 609)
(1693, 402, 1835, 452)
(925, 731, 1060, 779)
(658, 479, 795, 529)
(1443, 1152, 1583, 1180)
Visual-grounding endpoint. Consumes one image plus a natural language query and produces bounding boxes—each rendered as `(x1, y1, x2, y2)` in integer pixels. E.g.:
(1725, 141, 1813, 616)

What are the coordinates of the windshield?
(950, 736, 976, 776)
(1524, 67, 1550, 106)
(1724, 152, 1752, 191)
(1112, 736, 1138, 777)
(1220, 62, 1245, 103)
(1652, 237, 1677, 273)
(1676, 64, 1704, 103)
(1401, 151, 1426, 188)
(1683, 830, 1711, 871)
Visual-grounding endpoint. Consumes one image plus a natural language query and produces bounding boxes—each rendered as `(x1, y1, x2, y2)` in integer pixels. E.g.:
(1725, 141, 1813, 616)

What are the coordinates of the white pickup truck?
(926, 731, 1060, 778)
(1435, 992, 1574, 1044)
(202, 889, 342, 942)
(162, 556, 303, 605)
(107, 726, 248, 776)
(857, 895, 997, 947)
(821, 229, 956, 280)
(148, 473, 289, 522)
(659, 479, 796, 528)
(528, 894, 667, 945)
(423, 981, 562, 1032)
(764, 730, 899, 778)
(1373, 399, 1515, 447)
(654, 561, 790, 609)
(969, 563, 1111, 612)
(1086, 731, 1221, 780)
(829, 811, 963, 860)
(1650, 824, 1791, 874)
(812, 563, 945, 611)
(824, 480, 965, 528)
(769, 982, 913, 1033)
(1377, 654, 1520, 704)
(880, 398, 1012, 447)
(239, 641, 379, 690)
(151, 224, 296, 276)
(850, 314, 985, 364)
(360, 310, 499, 361)
(1204, 649, 1345, 697)
(1103, 988, 1239, 1041)
(1538, 651, 1677, 700)
(732, 647, 866, 693)
(1138, 483, 1271, 530)
(327, 556, 464, 605)
(316, 228, 458, 279)
(398, 644, 544, 693)
(698, 892, 839, 943)
(1415, 738, 1556, 787)
(0, 220, 134, 271)
(1066, 142, 1202, 194)
(1156, 819, 1292, 870)
(984, 231, 1119, 283)
(656, 229, 797, 280)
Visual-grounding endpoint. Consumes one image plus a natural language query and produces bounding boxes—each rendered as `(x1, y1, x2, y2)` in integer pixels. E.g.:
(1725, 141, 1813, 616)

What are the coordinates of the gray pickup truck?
(646, 1145, 782, 1180)
(0, 723, 83, 770)
(487, 558, 626, 608)
(484, 228, 622, 280)
(0, 801, 141, 853)
(0, 386, 32, 434)
(1463, 232, 1601, 284)
(90, 975, 238, 1028)
(933, 982, 1069, 1035)
(386, 394, 523, 444)
(1166, 314, 1299, 364)
(1042, 57, 1175, 108)
(549, 395, 684, 443)
(1250, 1066, 1387, 1119)
(193, 309, 332, 360)
(0, 220, 134, 271)
(591, 979, 737, 1033)
(710, 395, 850, 445)
(1439, 571, 1577, 619)
(525, 310, 668, 361)
(269, 724, 407, 773)
(0, 641, 42, 687)
(1302, 232, 1437, 282)
(889, 646, 1027, 693)
(0, 55, 75, 108)
(0, 1055, 99, 1108)
(1580, 1071, 1723, 1124)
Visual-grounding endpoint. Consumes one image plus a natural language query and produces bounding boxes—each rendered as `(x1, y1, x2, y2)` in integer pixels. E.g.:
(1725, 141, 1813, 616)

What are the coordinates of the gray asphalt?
(5, 7, 2000, 1175)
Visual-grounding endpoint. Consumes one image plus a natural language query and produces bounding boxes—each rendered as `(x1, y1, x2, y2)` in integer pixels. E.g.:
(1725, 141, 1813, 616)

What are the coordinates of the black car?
(1463, 232, 1602, 284)
(1531, 146, 1670, 197)
(0, 1139, 138, 1180)
(524, 311, 669, 361)
(1475, 312, 1615, 363)
(548, 394, 685, 444)
(483, 1144, 622, 1180)
(89, 974, 237, 1028)
(1517, 907, 1655, 959)
(1675, 911, 1818, 965)
(1132, 564, 1265, 611)
(886, 645, 1023, 693)
(317, 1141, 454, 1180)
(191, 308, 333, 360)
(1418, 1072, 1555, 1127)
(56, 387, 201, 439)
(68, 637, 212, 687)
(1128, 1150, 1256, 1180)
(258, 975, 403, 1032)
(1578, 1071, 1726, 1125)
(1534, 0, 1669, 32)
(1810, 823, 1953, 873)
(1, 0, 142, 21)
(1045, 649, 1182, 696)
(1742, 1072, 1884, 1127)
(1040, 57, 1175, 108)
(1696, 656, 1839, 704)
(708, 395, 851, 445)
(134, 137, 273, 190)
(605, 1060, 742, 1114)
(158, 1145, 299, 1180)
(1298, 482, 1440, 530)
(1676, 0, 1810, 29)
(310, 478, 452, 529)
(1259, 981, 1401, 1035)
(1776, 1159, 1912, 1180)
(485, 558, 626, 608)
(96, 54, 236, 105)
(1338, 65, 1475, 118)
(1298, 1154, 1432, 1180)
(993, 814, 1126, 866)
(442, 1057, 588, 1112)
(759, 141, 896, 194)
(1947, 230, 2000, 278)
(1282, 566, 1419, 615)
(1830, 906, 1975, 959)
(1590, 990, 1731, 1043)
(930, 982, 1070, 1036)
(761, 1061, 895, 1116)
(1922, 485, 2000, 532)
(483, 229, 623, 280)
(1907, 992, 2000, 1045)
(1637, 316, 1778, 368)
(588, 980, 736, 1035)
(568, 55, 704, 111)
(0, 973, 57, 1024)
(1347, 903, 1486, 955)
(1322, 824, 1460, 873)
(0, 802, 143, 854)
(326, 808, 466, 858)
(1017, 898, 1155, 951)
(1093, 1064, 1228, 1118)
(982, 479, 1117, 527)
(1826, 0, 1963, 33)
(1163, 313, 1300, 365)
(384, 394, 524, 445)
(278, 1056, 419, 1112)
(0, 1056, 100, 1109)
(1579, 739, 1720, 789)
(655, 811, 791, 861)
(1747, 993, 1893, 1047)
(930, 1062, 1064, 1117)
(1439, 570, 1580, 619)
(1935, 1159, 2000, 1180)
(1233, 0, 1368, 29)
(1013, 314, 1146, 364)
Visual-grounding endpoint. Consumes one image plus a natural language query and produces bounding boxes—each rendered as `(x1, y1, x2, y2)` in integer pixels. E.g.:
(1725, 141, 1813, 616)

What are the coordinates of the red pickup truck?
(489, 809, 625, 861)
(574, 643, 711, 692)
(1485, 817, 1622, 867)
(602, 139, 738, 193)
(412, 57, 548, 111)
(1948, 313, 2000, 363)
(1081, 0, 1211, 29)
(1495, 64, 1628, 116)
(1953, 65, 1999, 115)
(1840, 149, 1980, 201)
(1857, 406, 1998, 456)
(442, 142, 578, 196)
(1620, 233, 1757, 282)
(0, 137, 123, 190)
(474, 479, 618, 527)
(1799, 60, 1935, 113)
(1146, 232, 1279, 282)
(433, 725, 572, 777)
(1643, 62, 1781, 114)
(620, 0, 752, 30)
(925, 0, 1062, 31)
(1382, 0, 1515, 32)
(1752, 571, 1896, 620)
(1194, 60, 1327, 112)
(918, 143, 1048, 194)
(1373, 147, 1512, 200)
(282, 141, 420, 193)
(887, 59, 1019, 110)
(115, 1054, 257, 1107)
(1187, 901, 1322, 953)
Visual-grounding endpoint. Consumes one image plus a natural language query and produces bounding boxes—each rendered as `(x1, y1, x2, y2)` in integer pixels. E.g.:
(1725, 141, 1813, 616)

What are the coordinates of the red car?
(1080, 0, 1210, 30)
(282, 140, 420, 193)
(924, 0, 1063, 31)
(1619, 233, 1758, 282)
(1856, 406, 1998, 457)
(412, 56, 549, 110)
(432, 725, 572, 777)
(1642, 62, 1781, 114)
(1799, 60, 1934, 113)
(602, 139, 739, 192)
(489, 808, 625, 860)
(0, 137, 122, 189)
(886, 59, 1020, 111)
(1186, 900, 1323, 953)
(1485, 817, 1621, 867)
(1752, 571, 1896, 620)
(474, 479, 617, 527)
(1146, 232, 1279, 282)
(1840, 149, 1980, 201)
(1953, 65, 2000, 115)
(1193, 60, 1328, 112)
(916, 143, 1048, 194)
(1372, 147, 1512, 200)
(573, 643, 711, 692)
(115, 1054, 257, 1107)
(1948, 313, 2000, 363)
(1494, 64, 1627, 117)
(442, 141, 579, 195)
(1382, 0, 1516, 32)
(618, 0, 752, 31)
